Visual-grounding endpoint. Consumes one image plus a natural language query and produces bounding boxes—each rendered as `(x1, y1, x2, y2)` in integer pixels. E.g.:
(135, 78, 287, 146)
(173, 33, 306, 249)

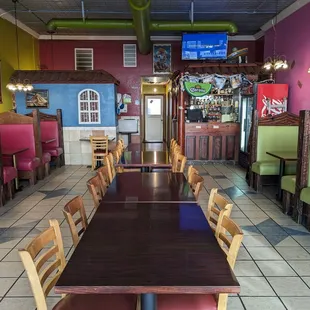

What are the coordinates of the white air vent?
(75, 48, 93, 71)
(123, 44, 137, 67)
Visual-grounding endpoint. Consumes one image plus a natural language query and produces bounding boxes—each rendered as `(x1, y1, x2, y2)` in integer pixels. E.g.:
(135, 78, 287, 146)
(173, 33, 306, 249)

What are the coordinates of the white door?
(145, 95, 163, 142)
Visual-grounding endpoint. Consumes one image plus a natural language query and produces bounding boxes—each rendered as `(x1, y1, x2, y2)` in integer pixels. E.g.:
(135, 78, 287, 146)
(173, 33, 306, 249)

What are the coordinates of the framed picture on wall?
(153, 44, 172, 74)
(26, 90, 49, 108)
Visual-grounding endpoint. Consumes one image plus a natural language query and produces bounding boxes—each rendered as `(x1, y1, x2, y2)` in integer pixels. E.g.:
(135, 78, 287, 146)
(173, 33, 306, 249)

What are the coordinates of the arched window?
(78, 89, 100, 124)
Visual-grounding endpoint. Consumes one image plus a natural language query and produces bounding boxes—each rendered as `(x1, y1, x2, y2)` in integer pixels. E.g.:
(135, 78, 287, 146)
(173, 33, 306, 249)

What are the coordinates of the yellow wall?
(142, 84, 166, 94)
(0, 18, 39, 112)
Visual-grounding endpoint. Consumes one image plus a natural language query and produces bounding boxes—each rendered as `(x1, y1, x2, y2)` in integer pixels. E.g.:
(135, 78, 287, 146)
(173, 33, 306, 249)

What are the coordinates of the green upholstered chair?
(251, 126, 298, 191)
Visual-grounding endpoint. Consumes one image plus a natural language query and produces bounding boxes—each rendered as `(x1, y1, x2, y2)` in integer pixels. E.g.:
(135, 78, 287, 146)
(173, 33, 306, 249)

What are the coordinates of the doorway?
(145, 95, 163, 142)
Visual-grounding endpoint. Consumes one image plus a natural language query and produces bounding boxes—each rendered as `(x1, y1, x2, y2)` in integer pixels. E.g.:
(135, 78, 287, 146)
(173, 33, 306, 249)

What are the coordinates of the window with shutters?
(75, 48, 93, 70)
(123, 44, 137, 67)
(78, 89, 100, 124)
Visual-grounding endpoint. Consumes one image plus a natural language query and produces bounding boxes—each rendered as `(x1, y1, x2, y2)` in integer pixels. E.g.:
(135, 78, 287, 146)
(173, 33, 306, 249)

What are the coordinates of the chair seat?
(53, 294, 136, 310)
(17, 157, 41, 171)
(300, 187, 310, 205)
(42, 152, 51, 164)
(252, 160, 297, 176)
(44, 147, 64, 157)
(3, 166, 17, 184)
(281, 175, 296, 194)
(158, 294, 217, 310)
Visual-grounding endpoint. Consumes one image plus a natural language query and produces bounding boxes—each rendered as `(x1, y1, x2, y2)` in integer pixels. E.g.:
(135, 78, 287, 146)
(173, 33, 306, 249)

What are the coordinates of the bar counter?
(185, 122, 240, 161)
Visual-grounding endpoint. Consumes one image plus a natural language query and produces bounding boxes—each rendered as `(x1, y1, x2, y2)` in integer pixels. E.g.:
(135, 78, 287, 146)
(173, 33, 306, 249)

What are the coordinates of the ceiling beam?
(0, 8, 39, 38)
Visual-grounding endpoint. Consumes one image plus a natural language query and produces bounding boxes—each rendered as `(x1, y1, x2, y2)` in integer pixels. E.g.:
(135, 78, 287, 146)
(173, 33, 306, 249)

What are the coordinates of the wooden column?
(32, 109, 44, 180)
(295, 110, 310, 223)
(178, 88, 185, 154)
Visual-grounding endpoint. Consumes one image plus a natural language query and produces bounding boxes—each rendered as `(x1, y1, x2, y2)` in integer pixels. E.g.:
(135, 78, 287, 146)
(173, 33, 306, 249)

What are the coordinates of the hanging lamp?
(6, 0, 33, 92)
(262, 0, 289, 75)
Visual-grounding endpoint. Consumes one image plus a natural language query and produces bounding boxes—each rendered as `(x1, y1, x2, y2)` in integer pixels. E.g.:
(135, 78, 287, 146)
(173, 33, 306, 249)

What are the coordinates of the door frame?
(142, 94, 166, 142)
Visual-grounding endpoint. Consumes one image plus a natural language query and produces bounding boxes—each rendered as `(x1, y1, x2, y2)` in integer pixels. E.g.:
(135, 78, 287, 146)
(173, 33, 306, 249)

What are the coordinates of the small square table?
(266, 151, 298, 200)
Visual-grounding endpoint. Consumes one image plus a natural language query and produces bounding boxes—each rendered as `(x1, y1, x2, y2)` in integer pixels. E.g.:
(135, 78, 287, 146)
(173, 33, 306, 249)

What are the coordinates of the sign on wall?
(184, 82, 212, 97)
(153, 44, 172, 74)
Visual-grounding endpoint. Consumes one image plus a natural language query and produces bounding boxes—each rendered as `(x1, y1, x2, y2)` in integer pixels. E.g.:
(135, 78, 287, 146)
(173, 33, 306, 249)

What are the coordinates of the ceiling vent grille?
(123, 44, 137, 68)
(75, 48, 93, 71)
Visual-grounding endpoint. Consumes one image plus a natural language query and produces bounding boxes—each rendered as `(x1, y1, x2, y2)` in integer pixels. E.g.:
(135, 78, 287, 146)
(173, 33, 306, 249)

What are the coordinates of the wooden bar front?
(185, 123, 240, 161)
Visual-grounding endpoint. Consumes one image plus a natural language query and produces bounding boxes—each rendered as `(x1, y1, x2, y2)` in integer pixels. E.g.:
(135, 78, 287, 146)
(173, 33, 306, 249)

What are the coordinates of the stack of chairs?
(169, 139, 187, 173)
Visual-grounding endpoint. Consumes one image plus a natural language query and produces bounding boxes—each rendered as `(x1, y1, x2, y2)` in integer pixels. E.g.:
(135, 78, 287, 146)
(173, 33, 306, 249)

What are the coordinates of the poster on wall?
(153, 44, 172, 74)
(26, 90, 49, 108)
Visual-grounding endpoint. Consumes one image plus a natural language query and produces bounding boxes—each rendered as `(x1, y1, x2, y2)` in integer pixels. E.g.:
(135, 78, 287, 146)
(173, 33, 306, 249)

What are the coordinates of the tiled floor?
(0, 164, 310, 309)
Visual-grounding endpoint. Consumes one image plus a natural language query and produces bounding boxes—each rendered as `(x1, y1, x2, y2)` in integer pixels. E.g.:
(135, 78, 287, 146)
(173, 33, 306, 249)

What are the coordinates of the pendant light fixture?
(6, 0, 33, 92)
(262, 0, 289, 75)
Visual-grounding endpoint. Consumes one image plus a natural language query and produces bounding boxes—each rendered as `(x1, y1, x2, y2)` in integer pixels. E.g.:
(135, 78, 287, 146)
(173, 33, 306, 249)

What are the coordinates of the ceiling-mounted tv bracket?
(189, 1, 194, 24)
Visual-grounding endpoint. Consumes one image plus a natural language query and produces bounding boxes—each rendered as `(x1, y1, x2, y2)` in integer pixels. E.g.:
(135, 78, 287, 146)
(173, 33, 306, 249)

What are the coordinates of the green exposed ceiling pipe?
(47, 18, 238, 56)
(47, 19, 134, 31)
(128, 0, 151, 55)
(150, 21, 238, 34)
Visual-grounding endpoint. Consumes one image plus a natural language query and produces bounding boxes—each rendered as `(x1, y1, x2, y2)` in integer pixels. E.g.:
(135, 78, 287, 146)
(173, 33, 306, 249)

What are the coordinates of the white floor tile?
(241, 297, 285, 310)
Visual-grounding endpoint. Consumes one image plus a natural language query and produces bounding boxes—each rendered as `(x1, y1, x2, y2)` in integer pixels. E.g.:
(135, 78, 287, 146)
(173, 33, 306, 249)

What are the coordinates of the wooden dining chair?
(97, 166, 110, 187)
(157, 216, 243, 310)
(206, 188, 233, 233)
(172, 153, 187, 173)
(19, 219, 137, 310)
(187, 165, 199, 184)
(90, 135, 108, 171)
(104, 152, 116, 184)
(63, 196, 88, 248)
(87, 175, 106, 209)
(188, 173, 204, 200)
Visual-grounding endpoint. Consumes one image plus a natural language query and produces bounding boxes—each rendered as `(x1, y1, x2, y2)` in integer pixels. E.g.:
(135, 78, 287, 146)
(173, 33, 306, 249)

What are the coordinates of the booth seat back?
(257, 126, 299, 162)
(0, 124, 36, 159)
(41, 121, 59, 148)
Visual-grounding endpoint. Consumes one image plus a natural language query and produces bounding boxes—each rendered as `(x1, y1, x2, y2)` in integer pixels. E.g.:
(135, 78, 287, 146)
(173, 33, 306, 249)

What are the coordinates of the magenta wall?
(264, 3, 310, 115)
(40, 40, 258, 116)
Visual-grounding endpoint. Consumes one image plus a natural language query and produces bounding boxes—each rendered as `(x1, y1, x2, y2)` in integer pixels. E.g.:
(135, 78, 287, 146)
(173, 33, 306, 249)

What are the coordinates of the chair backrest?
(187, 165, 199, 184)
(87, 175, 104, 209)
(90, 135, 108, 155)
(214, 215, 243, 310)
(189, 173, 204, 200)
(172, 153, 187, 173)
(18, 219, 66, 310)
(97, 166, 110, 187)
(104, 152, 116, 184)
(118, 138, 125, 150)
(63, 196, 88, 248)
(215, 215, 243, 269)
(207, 188, 233, 233)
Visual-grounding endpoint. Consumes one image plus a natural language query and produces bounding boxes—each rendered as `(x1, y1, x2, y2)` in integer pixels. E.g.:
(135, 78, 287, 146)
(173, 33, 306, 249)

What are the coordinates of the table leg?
(12, 155, 19, 190)
(277, 159, 285, 201)
(141, 294, 157, 310)
(141, 167, 150, 173)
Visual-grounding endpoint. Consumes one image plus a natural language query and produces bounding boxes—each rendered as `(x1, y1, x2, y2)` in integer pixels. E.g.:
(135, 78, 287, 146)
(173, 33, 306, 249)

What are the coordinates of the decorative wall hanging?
(26, 90, 49, 108)
(184, 82, 212, 97)
(153, 44, 172, 74)
(123, 94, 132, 104)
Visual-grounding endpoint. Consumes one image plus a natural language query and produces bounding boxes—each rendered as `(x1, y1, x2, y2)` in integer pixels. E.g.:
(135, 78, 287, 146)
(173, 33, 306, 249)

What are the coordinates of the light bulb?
(16, 83, 23, 91)
(282, 61, 288, 69)
(23, 87, 28, 92)
(154, 88, 157, 93)
(26, 84, 33, 91)
(11, 85, 17, 91)
(6, 83, 14, 90)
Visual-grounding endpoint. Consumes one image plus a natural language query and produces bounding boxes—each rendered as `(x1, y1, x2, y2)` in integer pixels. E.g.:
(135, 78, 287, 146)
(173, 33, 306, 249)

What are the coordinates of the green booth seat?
(252, 160, 297, 176)
(281, 175, 296, 194)
(300, 187, 310, 205)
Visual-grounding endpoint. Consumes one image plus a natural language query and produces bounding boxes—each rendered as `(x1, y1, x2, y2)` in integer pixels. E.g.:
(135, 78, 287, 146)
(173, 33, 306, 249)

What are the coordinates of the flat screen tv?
(182, 33, 228, 60)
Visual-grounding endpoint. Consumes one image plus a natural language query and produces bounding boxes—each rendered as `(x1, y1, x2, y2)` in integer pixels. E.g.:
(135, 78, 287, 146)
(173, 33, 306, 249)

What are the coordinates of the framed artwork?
(153, 44, 172, 74)
(26, 89, 49, 108)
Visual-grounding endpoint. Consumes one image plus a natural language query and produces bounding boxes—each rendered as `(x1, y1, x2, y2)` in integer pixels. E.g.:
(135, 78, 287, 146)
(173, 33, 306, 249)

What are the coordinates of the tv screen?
(182, 33, 228, 60)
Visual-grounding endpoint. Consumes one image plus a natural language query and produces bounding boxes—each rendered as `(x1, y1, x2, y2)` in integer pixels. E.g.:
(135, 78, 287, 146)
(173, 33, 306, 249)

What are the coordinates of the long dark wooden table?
(55, 203, 240, 310)
(102, 172, 196, 204)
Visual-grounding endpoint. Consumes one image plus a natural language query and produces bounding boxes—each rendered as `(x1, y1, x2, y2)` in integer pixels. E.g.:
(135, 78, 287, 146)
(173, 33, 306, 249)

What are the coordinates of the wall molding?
(39, 34, 257, 41)
(0, 9, 39, 38)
